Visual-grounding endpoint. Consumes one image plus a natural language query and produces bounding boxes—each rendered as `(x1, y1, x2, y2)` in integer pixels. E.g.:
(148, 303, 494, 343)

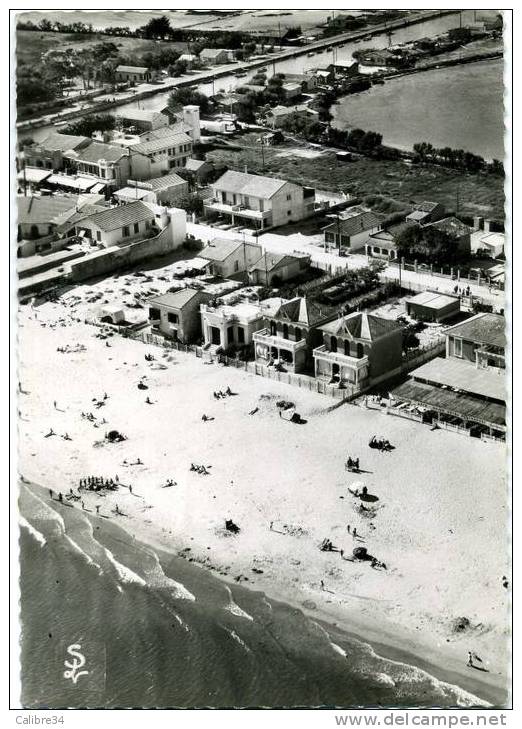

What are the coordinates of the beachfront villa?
(204, 170, 316, 231)
(392, 313, 506, 439)
(200, 300, 279, 352)
(253, 297, 335, 374)
(148, 288, 212, 343)
(313, 312, 403, 390)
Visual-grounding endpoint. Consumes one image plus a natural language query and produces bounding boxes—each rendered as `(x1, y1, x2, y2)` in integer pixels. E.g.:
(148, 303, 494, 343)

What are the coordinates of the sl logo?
(63, 643, 89, 684)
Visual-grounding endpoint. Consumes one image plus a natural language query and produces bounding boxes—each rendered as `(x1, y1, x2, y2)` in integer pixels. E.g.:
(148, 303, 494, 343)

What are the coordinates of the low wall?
(65, 225, 176, 283)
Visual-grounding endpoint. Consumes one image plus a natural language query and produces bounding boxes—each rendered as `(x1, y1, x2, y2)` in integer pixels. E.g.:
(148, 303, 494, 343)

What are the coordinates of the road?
(187, 221, 505, 311)
(17, 9, 457, 132)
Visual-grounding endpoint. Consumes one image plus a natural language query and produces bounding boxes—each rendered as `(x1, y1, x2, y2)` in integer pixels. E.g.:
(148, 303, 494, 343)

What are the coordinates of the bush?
(182, 237, 203, 253)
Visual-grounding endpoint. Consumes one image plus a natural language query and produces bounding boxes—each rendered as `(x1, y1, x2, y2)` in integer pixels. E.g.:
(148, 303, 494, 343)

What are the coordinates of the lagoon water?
(332, 59, 504, 161)
(18, 482, 487, 709)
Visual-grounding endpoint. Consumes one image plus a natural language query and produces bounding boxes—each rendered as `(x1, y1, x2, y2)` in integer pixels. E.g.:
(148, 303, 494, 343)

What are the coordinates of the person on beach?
(352, 527, 357, 538)
(81, 501, 85, 510)
(58, 492, 63, 503)
(53, 400, 57, 409)
(320, 580, 325, 591)
(467, 651, 473, 667)
(49, 489, 53, 500)
(270, 521, 273, 530)
(347, 524, 350, 534)
(129, 485, 133, 494)
(340, 549, 344, 559)
(96, 505, 100, 515)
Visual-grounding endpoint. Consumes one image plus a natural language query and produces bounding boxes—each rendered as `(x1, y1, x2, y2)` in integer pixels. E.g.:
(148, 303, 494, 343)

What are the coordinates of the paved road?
(187, 221, 505, 311)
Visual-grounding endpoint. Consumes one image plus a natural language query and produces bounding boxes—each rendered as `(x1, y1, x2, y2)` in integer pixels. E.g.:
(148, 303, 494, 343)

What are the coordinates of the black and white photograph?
(10, 3, 512, 718)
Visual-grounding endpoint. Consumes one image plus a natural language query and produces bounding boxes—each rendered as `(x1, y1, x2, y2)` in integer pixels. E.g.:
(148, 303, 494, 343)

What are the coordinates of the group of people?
(44, 428, 72, 440)
(79, 475, 119, 492)
(213, 386, 234, 400)
(454, 284, 472, 297)
(190, 463, 211, 475)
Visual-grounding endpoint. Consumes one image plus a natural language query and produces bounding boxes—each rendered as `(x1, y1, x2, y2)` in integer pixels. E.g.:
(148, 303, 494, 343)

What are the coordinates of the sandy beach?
(17, 284, 510, 706)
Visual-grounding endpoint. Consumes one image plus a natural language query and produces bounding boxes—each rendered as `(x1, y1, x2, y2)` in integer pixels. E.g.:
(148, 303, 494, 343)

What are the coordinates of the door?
(210, 327, 221, 345)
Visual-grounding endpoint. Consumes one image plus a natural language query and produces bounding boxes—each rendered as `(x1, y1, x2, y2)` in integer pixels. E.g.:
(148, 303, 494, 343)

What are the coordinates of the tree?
(168, 87, 210, 115)
(177, 195, 204, 215)
(141, 15, 172, 39)
(63, 114, 116, 137)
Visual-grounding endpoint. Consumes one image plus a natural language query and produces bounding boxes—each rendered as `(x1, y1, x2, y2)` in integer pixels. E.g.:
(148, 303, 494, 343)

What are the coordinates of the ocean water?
(18, 482, 488, 709)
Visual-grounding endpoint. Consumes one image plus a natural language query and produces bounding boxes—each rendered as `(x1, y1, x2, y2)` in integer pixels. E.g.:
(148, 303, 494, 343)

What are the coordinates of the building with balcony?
(313, 312, 403, 389)
(253, 296, 335, 373)
(148, 288, 212, 343)
(199, 238, 262, 278)
(128, 130, 193, 176)
(205, 170, 315, 231)
(64, 141, 152, 191)
(21, 133, 91, 172)
(200, 298, 282, 352)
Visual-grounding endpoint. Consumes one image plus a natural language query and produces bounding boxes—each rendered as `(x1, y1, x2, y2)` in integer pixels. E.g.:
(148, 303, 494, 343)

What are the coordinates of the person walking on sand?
(467, 651, 473, 668)
(352, 527, 357, 539)
(320, 580, 325, 591)
(49, 489, 53, 500)
(129, 485, 133, 494)
(347, 524, 350, 534)
(58, 492, 63, 503)
(53, 400, 57, 410)
(270, 521, 273, 530)
(96, 505, 100, 515)
(81, 501, 85, 510)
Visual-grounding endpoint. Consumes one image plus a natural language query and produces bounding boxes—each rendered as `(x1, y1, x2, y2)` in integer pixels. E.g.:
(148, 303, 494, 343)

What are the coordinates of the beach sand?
(17, 291, 510, 706)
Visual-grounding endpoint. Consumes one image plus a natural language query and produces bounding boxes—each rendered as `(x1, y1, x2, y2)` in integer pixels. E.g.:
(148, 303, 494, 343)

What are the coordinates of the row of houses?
(147, 289, 404, 391)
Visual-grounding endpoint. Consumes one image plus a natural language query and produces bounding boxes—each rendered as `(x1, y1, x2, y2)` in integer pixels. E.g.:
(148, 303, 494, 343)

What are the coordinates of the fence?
(386, 406, 424, 423)
(385, 259, 504, 291)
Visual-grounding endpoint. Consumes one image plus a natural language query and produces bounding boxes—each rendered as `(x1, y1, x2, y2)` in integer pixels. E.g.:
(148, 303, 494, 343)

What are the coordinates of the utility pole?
(260, 136, 265, 172)
(456, 183, 460, 215)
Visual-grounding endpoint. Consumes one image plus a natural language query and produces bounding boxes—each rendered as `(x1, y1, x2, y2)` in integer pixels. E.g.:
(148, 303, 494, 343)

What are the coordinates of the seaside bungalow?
(405, 291, 461, 323)
(313, 312, 403, 390)
(199, 238, 262, 278)
(423, 217, 472, 256)
(115, 65, 153, 83)
(281, 72, 319, 92)
(148, 288, 212, 343)
(248, 251, 311, 287)
(70, 200, 158, 248)
(178, 53, 199, 68)
(323, 208, 383, 253)
(200, 299, 281, 351)
(113, 173, 189, 206)
(365, 220, 419, 262)
(392, 313, 506, 438)
(205, 170, 315, 231)
(266, 104, 319, 129)
(22, 133, 91, 172)
(406, 201, 445, 225)
(471, 222, 505, 259)
(200, 48, 233, 65)
(253, 296, 335, 374)
(116, 109, 169, 132)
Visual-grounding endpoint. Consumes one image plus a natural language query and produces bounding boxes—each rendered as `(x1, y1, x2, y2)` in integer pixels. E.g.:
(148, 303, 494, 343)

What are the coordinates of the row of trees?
(413, 141, 504, 177)
(395, 225, 464, 266)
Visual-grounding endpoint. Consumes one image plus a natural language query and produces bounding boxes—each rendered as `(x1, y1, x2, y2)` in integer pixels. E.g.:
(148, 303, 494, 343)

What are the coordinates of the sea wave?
(103, 547, 147, 587)
(146, 550, 196, 601)
(19, 516, 47, 547)
(64, 534, 103, 574)
(222, 626, 252, 653)
(223, 586, 254, 621)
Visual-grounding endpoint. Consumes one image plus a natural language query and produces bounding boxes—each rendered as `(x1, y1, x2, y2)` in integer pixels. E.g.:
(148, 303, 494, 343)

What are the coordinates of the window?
(453, 337, 463, 358)
(330, 336, 337, 353)
(287, 210, 291, 216)
(237, 326, 245, 344)
(295, 327, 302, 341)
(133, 222, 140, 234)
(243, 196, 250, 208)
(167, 312, 178, 324)
(286, 193, 292, 201)
(344, 340, 350, 357)
(356, 343, 364, 359)
(270, 321, 277, 336)
(283, 323, 289, 339)
(149, 307, 160, 321)
(234, 260, 239, 272)
(122, 226, 130, 237)
(96, 231, 102, 242)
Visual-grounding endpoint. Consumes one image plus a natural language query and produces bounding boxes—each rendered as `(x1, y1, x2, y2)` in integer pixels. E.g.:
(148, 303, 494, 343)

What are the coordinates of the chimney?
(473, 215, 484, 231)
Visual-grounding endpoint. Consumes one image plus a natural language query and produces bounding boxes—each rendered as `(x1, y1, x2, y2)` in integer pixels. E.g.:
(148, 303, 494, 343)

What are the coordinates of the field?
(207, 136, 505, 219)
(16, 29, 190, 67)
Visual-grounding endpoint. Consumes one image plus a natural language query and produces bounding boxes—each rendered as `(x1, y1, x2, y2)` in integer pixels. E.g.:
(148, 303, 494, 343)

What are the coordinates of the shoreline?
(21, 477, 508, 708)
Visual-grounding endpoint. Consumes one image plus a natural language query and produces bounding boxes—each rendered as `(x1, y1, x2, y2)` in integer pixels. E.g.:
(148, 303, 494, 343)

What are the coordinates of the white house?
(323, 207, 383, 252)
(204, 170, 315, 231)
(113, 173, 189, 206)
(199, 238, 262, 278)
